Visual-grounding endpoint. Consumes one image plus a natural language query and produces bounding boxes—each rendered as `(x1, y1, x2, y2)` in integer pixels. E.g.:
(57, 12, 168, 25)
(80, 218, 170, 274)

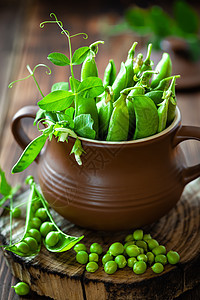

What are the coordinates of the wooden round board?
(0, 178, 200, 300)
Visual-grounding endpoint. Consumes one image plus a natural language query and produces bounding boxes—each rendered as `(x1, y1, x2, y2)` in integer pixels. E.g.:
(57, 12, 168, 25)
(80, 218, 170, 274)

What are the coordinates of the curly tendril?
(70, 33, 88, 40)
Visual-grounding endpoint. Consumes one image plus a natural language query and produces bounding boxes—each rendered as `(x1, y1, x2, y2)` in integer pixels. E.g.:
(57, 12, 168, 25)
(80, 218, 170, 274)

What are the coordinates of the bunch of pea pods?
(82, 42, 180, 141)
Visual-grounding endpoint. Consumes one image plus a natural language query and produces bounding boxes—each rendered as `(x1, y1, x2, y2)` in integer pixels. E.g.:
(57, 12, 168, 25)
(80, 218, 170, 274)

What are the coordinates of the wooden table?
(0, 1, 200, 299)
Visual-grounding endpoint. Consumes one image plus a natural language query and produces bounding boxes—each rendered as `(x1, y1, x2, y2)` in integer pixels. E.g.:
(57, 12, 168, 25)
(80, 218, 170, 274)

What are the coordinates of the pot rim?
(77, 106, 181, 145)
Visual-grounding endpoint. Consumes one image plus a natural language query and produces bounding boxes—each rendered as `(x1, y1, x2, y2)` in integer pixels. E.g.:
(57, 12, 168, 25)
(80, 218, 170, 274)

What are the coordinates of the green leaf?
(72, 47, 90, 65)
(51, 82, 69, 92)
(77, 77, 104, 98)
(12, 134, 48, 173)
(0, 168, 12, 197)
(173, 0, 199, 35)
(48, 52, 70, 66)
(38, 90, 74, 111)
(74, 114, 96, 139)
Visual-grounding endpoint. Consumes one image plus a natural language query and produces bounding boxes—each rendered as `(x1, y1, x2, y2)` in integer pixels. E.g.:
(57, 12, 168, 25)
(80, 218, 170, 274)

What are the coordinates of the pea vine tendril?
(8, 64, 51, 98)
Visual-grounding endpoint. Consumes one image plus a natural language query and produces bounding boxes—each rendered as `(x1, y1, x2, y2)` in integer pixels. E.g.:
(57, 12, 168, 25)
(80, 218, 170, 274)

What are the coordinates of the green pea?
(133, 229, 143, 241)
(124, 241, 135, 249)
(45, 231, 60, 247)
(76, 250, 89, 264)
(126, 245, 140, 257)
(23, 237, 38, 251)
(12, 282, 30, 296)
(127, 257, 137, 268)
(155, 254, 168, 265)
(89, 253, 99, 263)
(40, 222, 55, 237)
(86, 261, 98, 273)
(90, 243, 103, 255)
(109, 242, 124, 256)
(146, 252, 154, 266)
(152, 245, 166, 256)
(147, 239, 159, 250)
(137, 254, 148, 263)
(133, 261, 147, 275)
(104, 261, 118, 274)
(143, 234, 152, 242)
(136, 240, 147, 252)
(35, 208, 48, 222)
(12, 207, 21, 218)
(115, 255, 127, 268)
(125, 234, 134, 242)
(74, 243, 87, 253)
(28, 228, 41, 243)
(30, 217, 42, 229)
(32, 199, 43, 212)
(151, 262, 164, 274)
(167, 250, 180, 265)
(102, 253, 113, 265)
(15, 242, 30, 254)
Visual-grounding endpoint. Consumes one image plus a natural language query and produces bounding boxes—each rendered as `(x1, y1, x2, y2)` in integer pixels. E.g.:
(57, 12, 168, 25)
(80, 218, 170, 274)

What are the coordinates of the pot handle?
(11, 105, 40, 162)
(173, 125, 200, 185)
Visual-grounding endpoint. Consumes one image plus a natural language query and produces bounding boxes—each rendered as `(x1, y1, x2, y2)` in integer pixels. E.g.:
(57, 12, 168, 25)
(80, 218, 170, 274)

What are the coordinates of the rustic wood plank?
(0, 178, 200, 299)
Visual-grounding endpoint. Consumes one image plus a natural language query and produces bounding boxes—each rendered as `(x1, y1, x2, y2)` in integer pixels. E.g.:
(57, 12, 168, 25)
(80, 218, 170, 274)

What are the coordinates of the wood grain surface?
(0, 1, 200, 299)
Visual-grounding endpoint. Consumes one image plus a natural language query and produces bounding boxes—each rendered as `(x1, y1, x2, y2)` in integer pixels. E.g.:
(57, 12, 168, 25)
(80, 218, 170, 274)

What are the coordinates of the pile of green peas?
(13, 198, 60, 255)
(74, 229, 180, 275)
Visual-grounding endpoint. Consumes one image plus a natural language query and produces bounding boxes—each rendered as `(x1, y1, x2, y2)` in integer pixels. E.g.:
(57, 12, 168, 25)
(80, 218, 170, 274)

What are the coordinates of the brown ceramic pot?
(12, 106, 200, 231)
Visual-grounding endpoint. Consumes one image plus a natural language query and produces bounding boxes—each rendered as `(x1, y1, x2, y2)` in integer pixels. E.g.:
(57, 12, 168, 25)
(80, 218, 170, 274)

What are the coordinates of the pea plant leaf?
(72, 47, 90, 65)
(51, 82, 69, 92)
(77, 77, 104, 98)
(48, 52, 70, 66)
(74, 114, 96, 139)
(38, 90, 74, 111)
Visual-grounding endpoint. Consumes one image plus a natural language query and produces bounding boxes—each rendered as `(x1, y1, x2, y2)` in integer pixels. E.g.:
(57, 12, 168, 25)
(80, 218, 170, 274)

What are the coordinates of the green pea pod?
(139, 43, 153, 74)
(76, 96, 99, 138)
(157, 99, 169, 133)
(97, 86, 114, 140)
(112, 62, 127, 101)
(132, 95, 159, 140)
(154, 75, 181, 91)
(103, 59, 117, 88)
(5, 180, 42, 257)
(125, 42, 138, 87)
(106, 93, 129, 141)
(81, 57, 98, 81)
(150, 53, 172, 89)
(145, 90, 163, 106)
(126, 87, 145, 139)
(166, 76, 177, 125)
(12, 134, 48, 174)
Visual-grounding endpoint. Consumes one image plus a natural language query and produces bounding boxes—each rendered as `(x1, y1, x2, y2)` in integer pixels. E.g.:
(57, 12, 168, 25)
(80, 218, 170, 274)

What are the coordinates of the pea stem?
(27, 65, 44, 98)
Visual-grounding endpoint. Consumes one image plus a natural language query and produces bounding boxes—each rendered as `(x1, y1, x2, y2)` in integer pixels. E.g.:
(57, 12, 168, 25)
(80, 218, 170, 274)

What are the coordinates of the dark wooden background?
(0, 0, 200, 299)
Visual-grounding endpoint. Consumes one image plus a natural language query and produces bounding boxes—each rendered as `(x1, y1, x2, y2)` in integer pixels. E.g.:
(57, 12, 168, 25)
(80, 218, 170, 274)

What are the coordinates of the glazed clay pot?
(12, 106, 200, 231)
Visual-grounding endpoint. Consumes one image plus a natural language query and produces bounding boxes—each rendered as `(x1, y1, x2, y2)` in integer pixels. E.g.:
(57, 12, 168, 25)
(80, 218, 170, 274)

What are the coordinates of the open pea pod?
(28, 177, 84, 253)
(5, 183, 42, 257)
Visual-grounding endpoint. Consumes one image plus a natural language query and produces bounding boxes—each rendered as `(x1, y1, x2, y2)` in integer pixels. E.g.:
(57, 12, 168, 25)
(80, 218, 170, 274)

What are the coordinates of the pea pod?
(145, 90, 163, 106)
(106, 91, 129, 141)
(150, 53, 172, 89)
(81, 57, 98, 81)
(126, 87, 145, 139)
(97, 86, 114, 140)
(165, 76, 178, 125)
(125, 42, 138, 87)
(157, 99, 169, 133)
(103, 59, 116, 88)
(154, 75, 180, 91)
(132, 95, 159, 140)
(76, 96, 99, 138)
(139, 43, 153, 74)
(112, 42, 137, 101)
(133, 53, 143, 75)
